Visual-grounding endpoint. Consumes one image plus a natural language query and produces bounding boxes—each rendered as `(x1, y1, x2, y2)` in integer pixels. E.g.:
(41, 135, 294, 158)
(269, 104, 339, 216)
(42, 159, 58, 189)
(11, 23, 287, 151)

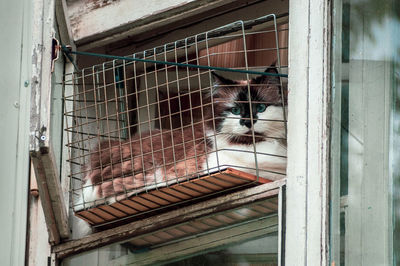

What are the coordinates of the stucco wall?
(0, 0, 32, 265)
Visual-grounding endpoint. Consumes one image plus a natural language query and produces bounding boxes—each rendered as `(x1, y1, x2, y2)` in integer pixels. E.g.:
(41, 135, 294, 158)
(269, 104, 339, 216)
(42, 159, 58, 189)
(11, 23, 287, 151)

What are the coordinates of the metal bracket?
(51, 37, 60, 73)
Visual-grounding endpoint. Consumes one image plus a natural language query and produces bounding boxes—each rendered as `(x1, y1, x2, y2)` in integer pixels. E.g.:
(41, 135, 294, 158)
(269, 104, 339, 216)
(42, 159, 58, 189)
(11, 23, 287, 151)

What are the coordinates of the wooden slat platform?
(75, 168, 272, 226)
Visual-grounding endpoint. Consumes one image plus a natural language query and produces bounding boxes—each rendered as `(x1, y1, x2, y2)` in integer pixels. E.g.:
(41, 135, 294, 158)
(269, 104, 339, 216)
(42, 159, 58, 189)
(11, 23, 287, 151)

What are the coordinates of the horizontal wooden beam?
(53, 179, 285, 259)
(70, 0, 255, 49)
(74, 0, 288, 53)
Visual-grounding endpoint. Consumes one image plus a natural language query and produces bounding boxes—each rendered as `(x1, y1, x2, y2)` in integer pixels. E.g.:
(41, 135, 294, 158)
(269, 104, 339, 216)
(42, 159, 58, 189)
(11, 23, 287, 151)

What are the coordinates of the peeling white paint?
(67, 0, 196, 42)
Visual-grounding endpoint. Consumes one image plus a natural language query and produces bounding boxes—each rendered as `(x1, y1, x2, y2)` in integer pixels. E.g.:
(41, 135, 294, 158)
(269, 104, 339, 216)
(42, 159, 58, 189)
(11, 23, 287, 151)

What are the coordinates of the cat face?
(210, 68, 286, 144)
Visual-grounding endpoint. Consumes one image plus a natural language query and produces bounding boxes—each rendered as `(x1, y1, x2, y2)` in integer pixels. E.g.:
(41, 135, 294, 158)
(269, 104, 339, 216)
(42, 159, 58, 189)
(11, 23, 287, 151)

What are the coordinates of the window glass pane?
(162, 235, 278, 266)
(61, 225, 279, 266)
(330, 0, 400, 265)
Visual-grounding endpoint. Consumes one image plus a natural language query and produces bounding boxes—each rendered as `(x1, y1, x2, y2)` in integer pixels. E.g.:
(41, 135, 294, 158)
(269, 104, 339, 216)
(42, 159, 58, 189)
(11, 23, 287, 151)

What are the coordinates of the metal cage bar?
(63, 14, 289, 226)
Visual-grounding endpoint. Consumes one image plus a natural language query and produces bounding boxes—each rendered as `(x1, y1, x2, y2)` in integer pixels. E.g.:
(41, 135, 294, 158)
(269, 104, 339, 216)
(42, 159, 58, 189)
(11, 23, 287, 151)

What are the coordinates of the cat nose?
(241, 119, 256, 128)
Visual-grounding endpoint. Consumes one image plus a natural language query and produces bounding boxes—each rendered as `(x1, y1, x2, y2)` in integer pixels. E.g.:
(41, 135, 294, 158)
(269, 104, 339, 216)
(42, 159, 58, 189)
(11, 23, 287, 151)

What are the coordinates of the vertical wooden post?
(286, 0, 331, 265)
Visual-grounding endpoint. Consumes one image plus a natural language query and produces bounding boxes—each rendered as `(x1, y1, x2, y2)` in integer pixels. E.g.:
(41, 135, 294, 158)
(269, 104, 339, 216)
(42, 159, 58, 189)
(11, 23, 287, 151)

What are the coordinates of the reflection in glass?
(330, 0, 400, 265)
(62, 233, 278, 266)
(162, 234, 278, 266)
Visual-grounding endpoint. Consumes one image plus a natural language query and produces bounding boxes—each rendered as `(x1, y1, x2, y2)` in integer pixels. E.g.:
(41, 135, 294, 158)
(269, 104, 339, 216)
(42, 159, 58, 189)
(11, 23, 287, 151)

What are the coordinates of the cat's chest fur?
(204, 133, 286, 180)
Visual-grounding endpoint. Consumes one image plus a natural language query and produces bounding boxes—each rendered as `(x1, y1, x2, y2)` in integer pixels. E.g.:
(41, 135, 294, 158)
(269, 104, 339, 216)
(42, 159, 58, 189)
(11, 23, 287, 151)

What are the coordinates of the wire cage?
(64, 13, 289, 226)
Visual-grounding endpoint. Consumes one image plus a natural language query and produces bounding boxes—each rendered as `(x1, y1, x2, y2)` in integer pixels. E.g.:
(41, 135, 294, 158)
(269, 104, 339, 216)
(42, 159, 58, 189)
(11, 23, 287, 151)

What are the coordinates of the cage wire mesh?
(64, 14, 288, 223)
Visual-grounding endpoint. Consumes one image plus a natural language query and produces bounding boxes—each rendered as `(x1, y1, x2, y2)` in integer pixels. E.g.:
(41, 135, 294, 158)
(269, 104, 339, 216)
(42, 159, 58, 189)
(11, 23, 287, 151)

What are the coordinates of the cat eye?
(256, 103, 267, 113)
(231, 106, 241, 115)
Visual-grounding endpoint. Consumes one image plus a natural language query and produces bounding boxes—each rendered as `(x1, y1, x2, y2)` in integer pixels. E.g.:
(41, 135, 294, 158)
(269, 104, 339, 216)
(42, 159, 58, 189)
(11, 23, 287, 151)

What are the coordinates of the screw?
(40, 135, 46, 141)
(24, 80, 29, 87)
(14, 102, 20, 108)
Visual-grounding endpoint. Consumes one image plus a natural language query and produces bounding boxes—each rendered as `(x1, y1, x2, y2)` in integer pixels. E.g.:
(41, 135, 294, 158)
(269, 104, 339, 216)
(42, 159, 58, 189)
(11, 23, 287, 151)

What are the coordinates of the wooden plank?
(78, 211, 105, 224)
(99, 205, 126, 218)
(149, 190, 182, 203)
(75, 168, 275, 227)
(186, 221, 212, 231)
(55, 0, 75, 49)
(30, 0, 70, 243)
(72, 0, 283, 50)
(185, 181, 213, 194)
(38, 147, 70, 239)
(75, 212, 95, 225)
(176, 224, 201, 234)
(224, 211, 247, 221)
(53, 180, 284, 258)
(31, 155, 60, 244)
(214, 214, 235, 224)
(199, 218, 224, 228)
(159, 187, 192, 200)
(214, 174, 248, 185)
(224, 168, 272, 184)
(31, 147, 70, 243)
(89, 208, 116, 221)
(131, 196, 161, 209)
(111, 202, 138, 215)
(286, 0, 331, 264)
(168, 183, 204, 197)
(163, 228, 188, 238)
(152, 231, 175, 241)
(200, 176, 233, 188)
(121, 199, 150, 212)
(252, 204, 275, 214)
(140, 193, 171, 205)
(193, 179, 222, 190)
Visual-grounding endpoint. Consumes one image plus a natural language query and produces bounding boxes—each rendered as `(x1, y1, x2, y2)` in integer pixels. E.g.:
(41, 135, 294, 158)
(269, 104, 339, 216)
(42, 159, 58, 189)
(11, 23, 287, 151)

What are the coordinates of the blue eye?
(231, 106, 241, 115)
(257, 103, 267, 113)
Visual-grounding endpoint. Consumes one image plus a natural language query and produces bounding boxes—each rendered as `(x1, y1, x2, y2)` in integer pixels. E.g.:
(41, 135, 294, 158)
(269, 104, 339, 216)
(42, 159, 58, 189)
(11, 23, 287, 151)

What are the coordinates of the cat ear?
(211, 71, 237, 86)
(252, 64, 281, 86)
(210, 71, 238, 96)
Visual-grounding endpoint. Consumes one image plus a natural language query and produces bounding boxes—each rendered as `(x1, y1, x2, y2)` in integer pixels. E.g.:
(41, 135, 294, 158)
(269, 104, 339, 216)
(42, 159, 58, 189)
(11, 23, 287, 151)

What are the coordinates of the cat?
(76, 66, 287, 210)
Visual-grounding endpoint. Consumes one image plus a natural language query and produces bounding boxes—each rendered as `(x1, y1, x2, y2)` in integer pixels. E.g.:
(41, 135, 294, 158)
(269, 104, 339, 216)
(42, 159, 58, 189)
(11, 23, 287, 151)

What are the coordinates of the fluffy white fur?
(203, 105, 286, 180)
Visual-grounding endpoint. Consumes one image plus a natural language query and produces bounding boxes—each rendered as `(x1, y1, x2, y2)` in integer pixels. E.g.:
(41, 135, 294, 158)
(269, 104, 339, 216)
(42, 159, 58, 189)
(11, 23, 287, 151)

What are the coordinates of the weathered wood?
(31, 146, 70, 243)
(27, 197, 52, 266)
(31, 152, 61, 244)
(55, 0, 74, 48)
(30, 0, 71, 243)
(30, 0, 55, 152)
(286, 0, 330, 264)
(75, 0, 288, 52)
(53, 180, 285, 259)
(69, 0, 252, 48)
(27, 165, 52, 265)
(109, 215, 278, 266)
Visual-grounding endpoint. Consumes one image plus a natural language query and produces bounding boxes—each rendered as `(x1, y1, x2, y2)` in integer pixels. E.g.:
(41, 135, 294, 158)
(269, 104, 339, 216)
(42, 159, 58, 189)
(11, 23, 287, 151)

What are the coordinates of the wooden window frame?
(29, 0, 332, 265)
(285, 0, 331, 265)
